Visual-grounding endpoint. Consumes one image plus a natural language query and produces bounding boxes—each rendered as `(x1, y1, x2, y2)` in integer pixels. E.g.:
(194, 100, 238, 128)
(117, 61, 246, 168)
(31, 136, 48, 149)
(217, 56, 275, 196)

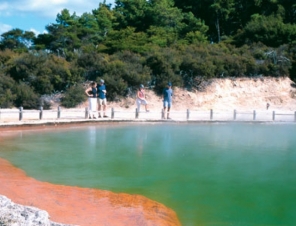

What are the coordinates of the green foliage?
(112, 51, 151, 87)
(146, 26, 171, 47)
(56, 9, 79, 27)
(0, 74, 16, 108)
(100, 74, 127, 101)
(8, 52, 81, 95)
(182, 31, 208, 45)
(14, 83, 40, 109)
(103, 27, 150, 53)
(145, 47, 183, 93)
(0, 29, 35, 53)
(0, 49, 16, 67)
(77, 52, 109, 80)
(1, 0, 296, 109)
(287, 44, 296, 83)
(98, 58, 129, 100)
(93, 3, 114, 37)
(235, 15, 296, 47)
(61, 84, 86, 108)
(113, 0, 150, 31)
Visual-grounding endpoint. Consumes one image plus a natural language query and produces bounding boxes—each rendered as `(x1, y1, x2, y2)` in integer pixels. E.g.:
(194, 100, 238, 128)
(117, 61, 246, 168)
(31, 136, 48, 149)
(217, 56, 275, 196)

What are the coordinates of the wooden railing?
(0, 107, 296, 123)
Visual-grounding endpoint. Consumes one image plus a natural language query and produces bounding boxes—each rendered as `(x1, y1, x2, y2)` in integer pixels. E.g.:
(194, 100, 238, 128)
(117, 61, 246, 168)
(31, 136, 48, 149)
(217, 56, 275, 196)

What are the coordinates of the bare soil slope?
(108, 77, 296, 112)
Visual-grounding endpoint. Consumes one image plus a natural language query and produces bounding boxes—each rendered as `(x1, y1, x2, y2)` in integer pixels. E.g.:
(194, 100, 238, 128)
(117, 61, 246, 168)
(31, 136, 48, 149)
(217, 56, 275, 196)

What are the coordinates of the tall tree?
(113, 0, 150, 31)
(38, 9, 82, 57)
(78, 12, 100, 44)
(56, 9, 79, 27)
(209, 0, 235, 42)
(0, 29, 35, 52)
(148, 0, 184, 45)
(92, 3, 115, 38)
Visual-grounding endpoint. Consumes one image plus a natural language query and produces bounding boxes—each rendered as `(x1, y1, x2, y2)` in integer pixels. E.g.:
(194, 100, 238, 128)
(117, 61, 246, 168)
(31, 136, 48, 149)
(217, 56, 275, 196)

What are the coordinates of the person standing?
(85, 81, 97, 119)
(97, 79, 108, 118)
(136, 84, 149, 112)
(163, 82, 173, 119)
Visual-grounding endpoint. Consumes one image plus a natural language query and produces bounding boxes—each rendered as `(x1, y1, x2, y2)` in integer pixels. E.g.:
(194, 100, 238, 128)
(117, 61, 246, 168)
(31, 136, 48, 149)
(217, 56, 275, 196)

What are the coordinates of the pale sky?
(0, 0, 114, 35)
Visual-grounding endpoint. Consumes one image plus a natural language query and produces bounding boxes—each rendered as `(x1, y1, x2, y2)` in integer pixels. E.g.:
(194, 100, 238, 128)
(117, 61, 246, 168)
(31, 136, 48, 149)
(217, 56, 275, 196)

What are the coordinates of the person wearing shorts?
(97, 79, 108, 118)
(136, 84, 149, 112)
(85, 81, 97, 119)
(163, 82, 173, 119)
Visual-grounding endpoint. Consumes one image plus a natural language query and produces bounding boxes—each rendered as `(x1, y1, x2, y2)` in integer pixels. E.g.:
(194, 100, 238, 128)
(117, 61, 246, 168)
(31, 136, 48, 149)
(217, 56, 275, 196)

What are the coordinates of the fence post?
(187, 109, 190, 120)
(272, 111, 275, 121)
(85, 107, 89, 119)
(19, 107, 23, 121)
(111, 108, 114, 119)
(210, 109, 213, 120)
(135, 108, 139, 119)
(294, 111, 296, 122)
(39, 106, 43, 120)
(57, 106, 61, 119)
(253, 110, 256, 121)
(233, 109, 236, 120)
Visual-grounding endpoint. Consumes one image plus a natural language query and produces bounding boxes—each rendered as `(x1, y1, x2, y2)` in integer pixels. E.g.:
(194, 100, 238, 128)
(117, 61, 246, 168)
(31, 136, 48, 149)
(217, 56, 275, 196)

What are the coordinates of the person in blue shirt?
(97, 79, 108, 118)
(163, 82, 173, 119)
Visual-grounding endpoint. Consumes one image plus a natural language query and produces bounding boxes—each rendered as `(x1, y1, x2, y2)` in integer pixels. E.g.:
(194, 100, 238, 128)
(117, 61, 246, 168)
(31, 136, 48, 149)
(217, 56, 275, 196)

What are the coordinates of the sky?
(0, 0, 114, 36)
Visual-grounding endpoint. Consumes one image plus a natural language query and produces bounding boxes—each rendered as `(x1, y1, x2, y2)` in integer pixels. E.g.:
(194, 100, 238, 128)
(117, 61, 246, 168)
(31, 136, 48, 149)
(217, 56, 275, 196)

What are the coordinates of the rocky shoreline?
(0, 195, 73, 226)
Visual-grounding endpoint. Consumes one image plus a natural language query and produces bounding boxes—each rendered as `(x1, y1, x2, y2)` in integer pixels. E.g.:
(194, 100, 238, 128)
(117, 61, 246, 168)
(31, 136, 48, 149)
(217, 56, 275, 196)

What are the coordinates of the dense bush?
(14, 83, 40, 109)
(145, 47, 183, 94)
(8, 53, 82, 95)
(0, 74, 16, 108)
(234, 15, 296, 47)
(61, 84, 86, 108)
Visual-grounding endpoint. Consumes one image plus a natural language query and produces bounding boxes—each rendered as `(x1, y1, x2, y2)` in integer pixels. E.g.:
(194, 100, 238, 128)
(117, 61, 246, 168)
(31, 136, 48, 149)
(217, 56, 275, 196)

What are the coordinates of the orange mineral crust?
(0, 158, 181, 226)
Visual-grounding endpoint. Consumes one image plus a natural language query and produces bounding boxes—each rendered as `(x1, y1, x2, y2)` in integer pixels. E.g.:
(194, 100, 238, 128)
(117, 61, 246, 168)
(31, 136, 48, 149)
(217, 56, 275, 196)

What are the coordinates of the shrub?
(14, 83, 40, 109)
(0, 74, 16, 108)
(61, 84, 86, 108)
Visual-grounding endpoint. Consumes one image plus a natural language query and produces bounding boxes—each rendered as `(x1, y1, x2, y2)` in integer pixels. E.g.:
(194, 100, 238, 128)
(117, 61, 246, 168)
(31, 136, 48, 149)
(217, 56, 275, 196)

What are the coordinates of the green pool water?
(1, 123, 296, 226)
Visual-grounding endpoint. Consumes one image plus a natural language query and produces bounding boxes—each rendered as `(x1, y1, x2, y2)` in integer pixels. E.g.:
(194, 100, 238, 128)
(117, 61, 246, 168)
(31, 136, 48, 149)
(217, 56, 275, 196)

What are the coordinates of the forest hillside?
(1, 0, 296, 110)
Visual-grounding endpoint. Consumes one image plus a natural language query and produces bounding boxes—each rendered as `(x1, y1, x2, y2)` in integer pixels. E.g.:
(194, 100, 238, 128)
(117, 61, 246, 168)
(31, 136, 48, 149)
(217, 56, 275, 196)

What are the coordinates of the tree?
(179, 12, 209, 44)
(209, 0, 236, 42)
(148, 0, 184, 45)
(56, 9, 79, 27)
(113, 0, 150, 31)
(235, 14, 296, 47)
(78, 12, 100, 44)
(103, 27, 149, 53)
(0, 29, 35, 52)
(0, 73, 16, 108)
(39, 9, 82, 57)
(92, 3, 115, 41)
